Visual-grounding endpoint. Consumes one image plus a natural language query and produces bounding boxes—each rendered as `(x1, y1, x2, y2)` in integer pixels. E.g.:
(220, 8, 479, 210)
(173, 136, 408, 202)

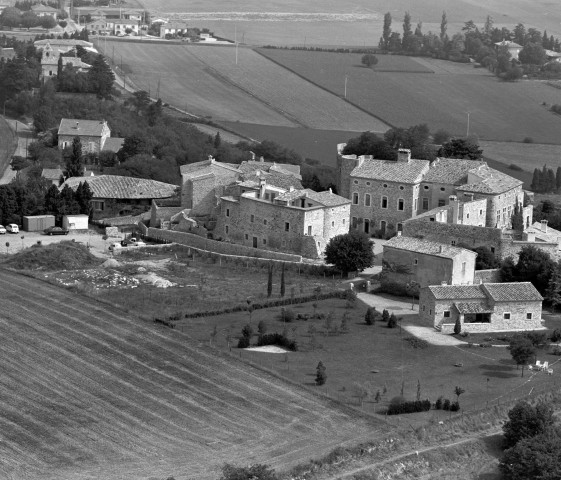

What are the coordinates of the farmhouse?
(337, 146, 528, 236)
(0, 46, 15, 61)
(495, 40, 523, 60)
(160, 21, 189, 38)
(420, 282, 543, 333)
(382, 235, 477, 292)
(60, 175, 178, 214)
(40, 43, 91, 78)
(31, 3, 59, 19)
(216, 183, 350, 258)
(34, 39, 94, 51)
(57, 119, 124, 155)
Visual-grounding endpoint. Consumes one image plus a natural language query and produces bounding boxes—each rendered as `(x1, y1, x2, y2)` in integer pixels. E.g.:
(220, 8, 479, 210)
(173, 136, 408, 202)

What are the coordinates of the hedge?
(387, 399, 431, 415)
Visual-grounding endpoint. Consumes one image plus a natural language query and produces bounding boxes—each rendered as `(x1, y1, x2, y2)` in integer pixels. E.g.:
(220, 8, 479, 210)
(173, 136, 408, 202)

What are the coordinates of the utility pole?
(235, 25, 238, 65)
(157, 77, 160, 99)
(466, 111, 471, 137)
(344, 75, 348, 99)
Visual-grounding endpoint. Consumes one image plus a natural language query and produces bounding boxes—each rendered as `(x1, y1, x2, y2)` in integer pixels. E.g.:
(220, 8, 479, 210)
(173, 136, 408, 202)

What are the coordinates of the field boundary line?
(254, 48, 394, 131)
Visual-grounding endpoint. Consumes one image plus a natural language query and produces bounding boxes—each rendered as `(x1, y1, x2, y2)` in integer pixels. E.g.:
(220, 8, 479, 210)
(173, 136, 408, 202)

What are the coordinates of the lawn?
(178, 293, 561, 423)
(0, 269, 384, 480)
(258, 49, 561, 144)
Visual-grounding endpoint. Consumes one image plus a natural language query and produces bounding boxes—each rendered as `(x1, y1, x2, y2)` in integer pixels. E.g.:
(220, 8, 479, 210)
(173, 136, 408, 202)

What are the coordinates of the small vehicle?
(121, 237, 143, 247)
(0, 225, 6, 234)
(108, 242, 122, 252)
(6, 224, 19, 233)
(44, 226, 69, 236)
(133, 240, 146, 247)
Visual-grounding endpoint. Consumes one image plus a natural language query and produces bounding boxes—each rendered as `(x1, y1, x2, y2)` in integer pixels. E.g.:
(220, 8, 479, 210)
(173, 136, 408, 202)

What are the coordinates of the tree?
(10, 155, 30, 172)
(388, 313, 398, 328)
(440, 11, 448, 41)
(361, 54, 378, 68)
(402, 11, 413, 51)
(267, 262, 273, 298)
(500, 427, 561, 480)
(502, 401, 555, 449)
(257, 320, 267, 336)
(364, 307, 377, 325)
(324, 231, 374, 277)
(280, 262, 285, 297)
(515, 246, 556, 295)
(88, 54, 115, 98)
(473, 246, 499, 270)
(75, 181, 92, 215)
(438, 138, 483, 160)
(213, 131, 221, 148)
(511, 202, 525, 231)
(433, 129, 451, 145)
(454, 386, 465, 406)
(544, 263, 561, 311)
(315, 361, 327, 386)
(509, 336, 536, 377)
(220, 463, 278, 480)
(65, 136, 83, 178)
(382, 12, 392, 49)
(454, 317, 461, 335)
(519, 42, 547, 65)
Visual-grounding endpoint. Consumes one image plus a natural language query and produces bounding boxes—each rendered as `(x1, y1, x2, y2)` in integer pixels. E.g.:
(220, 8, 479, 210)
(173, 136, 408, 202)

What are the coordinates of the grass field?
(481, 141, 561, 172)
(139, 0, 561, 47)
(101, 41, 386, 132)
(0, 117, 16, 178)
(0, 270, 385, 479)
(258, 49, 561, 144)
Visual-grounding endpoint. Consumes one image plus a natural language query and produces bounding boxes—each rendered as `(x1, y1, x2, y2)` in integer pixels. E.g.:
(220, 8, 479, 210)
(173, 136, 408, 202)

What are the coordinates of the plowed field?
(0, 271, 385, 480)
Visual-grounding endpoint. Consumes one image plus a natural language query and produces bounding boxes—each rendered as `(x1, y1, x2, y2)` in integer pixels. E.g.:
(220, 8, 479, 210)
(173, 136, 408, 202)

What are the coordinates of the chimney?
(249, 151, 255, 161)
(289, 186, 294, 192)
(449, 195, 459, 224)
(259, 178, 266, 199)
(441, 281, 447, 286)
(75, 122, 79, 129)
(208, 155, 214, 162)
(259, 156, 265, 163)
(357, 155, 366, 168)
(541, 220, 548, 233)
(397, 148, 411, 163)
(467, 193, 474, 202)
(328, 188, 332, 194)
(439, 245, 443, 253)
(397, 231, 402, 236)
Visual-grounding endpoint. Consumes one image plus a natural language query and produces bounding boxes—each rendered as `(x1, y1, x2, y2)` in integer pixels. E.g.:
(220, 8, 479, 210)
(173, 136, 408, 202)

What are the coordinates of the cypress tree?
(267, 262, 273, 298)
(531, 168, 541, 192)
(547, 168, 557, 192)
(556, 166, 561, 190)
(280, 262, 285, 297)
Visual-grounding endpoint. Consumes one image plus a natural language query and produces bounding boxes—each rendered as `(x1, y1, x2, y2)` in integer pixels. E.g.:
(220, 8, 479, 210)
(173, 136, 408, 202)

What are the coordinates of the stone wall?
(501, 240, 559, 261)
(146, 227, 302, 262)
(489, 301, 543, 331)
(474, 269, 501, 283)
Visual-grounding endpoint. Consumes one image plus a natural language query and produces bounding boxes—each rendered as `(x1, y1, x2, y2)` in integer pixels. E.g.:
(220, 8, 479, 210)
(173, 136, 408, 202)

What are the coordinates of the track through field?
(0, 271, 387, 479)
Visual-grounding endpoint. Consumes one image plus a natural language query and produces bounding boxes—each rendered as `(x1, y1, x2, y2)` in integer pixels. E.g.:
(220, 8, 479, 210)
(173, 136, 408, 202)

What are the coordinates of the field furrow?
(0, 271, 384, 479)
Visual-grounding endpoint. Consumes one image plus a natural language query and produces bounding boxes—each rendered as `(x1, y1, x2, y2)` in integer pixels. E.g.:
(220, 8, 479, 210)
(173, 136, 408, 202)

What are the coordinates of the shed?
(63, 214, 89, 230)
(23, 215, 55, 232)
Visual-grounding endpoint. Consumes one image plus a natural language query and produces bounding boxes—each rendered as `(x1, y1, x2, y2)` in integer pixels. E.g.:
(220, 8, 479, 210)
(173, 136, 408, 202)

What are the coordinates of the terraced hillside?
(0, 271, 385, 480)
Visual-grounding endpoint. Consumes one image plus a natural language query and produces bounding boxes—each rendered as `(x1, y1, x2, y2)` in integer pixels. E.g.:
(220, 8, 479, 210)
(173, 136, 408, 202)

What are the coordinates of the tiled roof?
(454, 302, 493, 314)
(179, 159, 238, 177)
(482, 282, 543, 302)
(42, 168, 63, 181)
(351, 158, 430, 184)
(457, 165, 522, 194)
(495, 40, 522, 48)
(427, 284, 487, 300)
(61, 175, 178, 200)
(102, 137, 124, 153)
(58, 119, 107, 137)
(238, 160, 301, 178)
(423, 159, 486, 185)
(32, 4, 58, 12)
(35, 39, 93, 48)
(241, 170, 302, 191)
(529, 221, 561, 243)
(304, 189, 350, 207)
(384, 236, 476, 259)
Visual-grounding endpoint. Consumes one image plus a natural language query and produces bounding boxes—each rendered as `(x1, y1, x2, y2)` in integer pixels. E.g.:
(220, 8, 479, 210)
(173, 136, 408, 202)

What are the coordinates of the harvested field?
(100, 40, 387, 131)
(258, 49, 561, 144)
(480, 141, 561, 172)
(0, 270, 384, 479)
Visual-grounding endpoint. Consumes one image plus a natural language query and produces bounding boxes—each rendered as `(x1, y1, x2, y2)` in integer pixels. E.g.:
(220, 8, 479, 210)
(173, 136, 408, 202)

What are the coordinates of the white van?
(6, 224, 19, 233)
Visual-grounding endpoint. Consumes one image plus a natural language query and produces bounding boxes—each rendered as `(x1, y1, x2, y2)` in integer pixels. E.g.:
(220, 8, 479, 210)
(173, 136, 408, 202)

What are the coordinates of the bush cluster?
(434, 397, 460, 411)
(257, 333, 298, 351)
(387, 399, 431, 415)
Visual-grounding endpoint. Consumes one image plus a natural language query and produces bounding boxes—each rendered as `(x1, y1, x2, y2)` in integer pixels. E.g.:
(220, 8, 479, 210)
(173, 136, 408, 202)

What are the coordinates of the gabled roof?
(238, 160, 301, 178)
(427, 284, 487, 300)
(456, 165, 522, 194)
(495, 40, 522, 48)
(101, 137, 124, 153)
(58, 119, 108, 137)
(303, 189, 351, 207)
(482, 282, 543, 302)
(42, 168, 63, 182)
(454, 302, 493, 314)
(179, 158, 238, 178)
(384, 236, 476, 259)
(35, 39, 93, 48)
(423, 158, 486, 185)
(31, 4, 58, 12)
(351, 158, 430, 184)
(241, 170, 302, 191)
(61, 175, 178, 200)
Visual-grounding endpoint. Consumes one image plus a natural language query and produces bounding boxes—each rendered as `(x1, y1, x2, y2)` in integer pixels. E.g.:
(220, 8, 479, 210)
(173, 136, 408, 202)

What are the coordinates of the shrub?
(550, 328, 561, 343)
(403, 336, 429, 349)
(279, 308, 296, 323)
(450, 401, 460, 412)
(388, 313, 398, 328)
(522, 137, 534, 143)
(552, 346, 561, 356)
(241, 324, 254, 339)
(435, 396, 443, 410)
(387, 399, 431, 415)
(237, 337, 250, 348)
(316, 361, 327, 385)
(365, 307, 377, 325)
(381, 309, 390, 323)
(257, 332, 298, 351)
(551, 104, 561, 115)
(454, 318, 461, 335)
(443, 399, 451, 410)
(257, 320, 267, 335)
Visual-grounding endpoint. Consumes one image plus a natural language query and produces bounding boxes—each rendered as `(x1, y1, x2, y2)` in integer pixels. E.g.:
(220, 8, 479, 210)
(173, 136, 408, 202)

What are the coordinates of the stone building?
(419, 282, 543, 333)
(216, 183, 350, 259)
(57, 119, 124, 155)
(382, 235, 477, 291)
(337, 145, 530, 236)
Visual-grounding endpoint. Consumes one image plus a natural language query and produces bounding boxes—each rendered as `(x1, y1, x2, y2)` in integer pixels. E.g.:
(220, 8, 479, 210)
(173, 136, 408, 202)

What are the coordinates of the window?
(342, 219, 345, 225)
(380, 220, 386, 232)
(245, 233, 249, 240)
(364, 219, 370, 234)
(490, 247, 496, 253)
(383, 183, 388, 188)
(331, 221, 334, 227)
(438, 199, 446, 207)
(364, 194, 371, 206)
(399, 185, 404, 190)
(422, 198, 429, 210)
(353, 180, 359, 185)
(504, 312, 511, 320)
(429, 309, 432, 316)
(480, 209, 483, 215)
(440, 187, 446, 192)
(226, 208, 230, 217)
(462, 262, 466, 274)
(307, 225, 312, 235)
(430, 217, 435, 222)
(285, 222, 290, 232)
(451, 240, 457, 246)
(397, 223, 403, 232)
(250, 214, 255, 223)
(263, 238, 267, 245)
(317, 241, 321, 248)
(263, 219, 267, 225)
(423, 185, 429, 190)
(466, 213, 470, 219)
(225, 225, 229, 234)
(422, 305, 426, 312)
(366, 181, 371, 186)
(352, 217, 357, 229)
(413, 258, 418, 265)
(265, 193, 270, 200)
(381, 196, 388, 209)
(443, 311, 450, 318)
(526, 312, 533, 320)
(352, 192, 359, 205)
(397, 198, 404, 211)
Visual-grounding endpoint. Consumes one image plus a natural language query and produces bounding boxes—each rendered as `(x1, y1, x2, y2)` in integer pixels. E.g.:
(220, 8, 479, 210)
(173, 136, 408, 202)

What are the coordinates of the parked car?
(44, 226, 69, 236)
(121, 237, 143, 247)
(134, 240, 146, 247)
(108, 242, 122, 251)
(6, 224, 19, 233)
(0, 225, 6, 234)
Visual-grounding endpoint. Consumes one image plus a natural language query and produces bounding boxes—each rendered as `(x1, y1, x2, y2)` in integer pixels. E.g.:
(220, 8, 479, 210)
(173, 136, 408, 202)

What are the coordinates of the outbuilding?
(23, 215, 55, 232)
(62, 214, 89, 231)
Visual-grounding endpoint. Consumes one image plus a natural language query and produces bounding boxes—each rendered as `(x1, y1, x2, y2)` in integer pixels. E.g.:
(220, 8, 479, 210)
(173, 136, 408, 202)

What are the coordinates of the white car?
(6, 224, 19, 233)
(108, 242, 122, 252)
(0, 225, 6, 234)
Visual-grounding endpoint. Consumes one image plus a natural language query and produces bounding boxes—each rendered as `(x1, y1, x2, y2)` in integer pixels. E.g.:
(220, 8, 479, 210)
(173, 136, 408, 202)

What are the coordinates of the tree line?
(530, 165, 561, 193)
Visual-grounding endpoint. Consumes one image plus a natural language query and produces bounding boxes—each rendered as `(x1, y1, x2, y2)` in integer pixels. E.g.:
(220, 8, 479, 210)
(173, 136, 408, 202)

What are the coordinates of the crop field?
(259, 49, 561, 144)
(102, 41, 386, 132)
(139, 0, 561, 47)
(0, 270, 385, 480)
(480, 141, 561, 172)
